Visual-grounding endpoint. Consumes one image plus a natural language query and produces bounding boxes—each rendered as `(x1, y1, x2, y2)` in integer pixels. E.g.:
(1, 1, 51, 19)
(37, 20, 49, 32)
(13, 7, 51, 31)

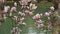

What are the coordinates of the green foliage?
(37, 2, 53, 8)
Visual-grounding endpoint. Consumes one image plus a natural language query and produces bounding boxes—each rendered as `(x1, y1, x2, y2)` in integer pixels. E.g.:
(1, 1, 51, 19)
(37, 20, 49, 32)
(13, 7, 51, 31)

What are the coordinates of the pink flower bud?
(14, 2, 17, 6)
(33, 13, 41, 20)
(4, 6, 10, 13)
(29, 12, 33, 15)
(10, 7, 17, 13)
(24, 10, 30, 14)
(19, 1, 28, 6)
(50, 6, 55, 11)
(44, 12, 50, 17)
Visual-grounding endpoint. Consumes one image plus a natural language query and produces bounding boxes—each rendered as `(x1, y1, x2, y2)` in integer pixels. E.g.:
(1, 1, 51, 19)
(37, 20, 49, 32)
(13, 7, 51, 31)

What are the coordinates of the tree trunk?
(54, 0, 59, 10)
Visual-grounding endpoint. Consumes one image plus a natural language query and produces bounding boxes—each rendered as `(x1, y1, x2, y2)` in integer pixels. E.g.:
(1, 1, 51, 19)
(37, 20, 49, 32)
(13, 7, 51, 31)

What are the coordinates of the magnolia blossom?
(37, 23, 44, 28)
(4, 6, 10, 13)
(40, 13, 43, 17)
(9, 12, 12, 16)
(22, 22, 26, 26)
(18, 21, 26, 26)
(21, 13, 25, 16)
(0, 0, 5, 3)
(22, 0, 31, 2)
(3, 14, 7, 20)
(17, 17, 26, 26)
(50, 6, 55, 11)
(18, 12, 25, 17)
(30, 3, 33, 7)
(36, 19, 44, 28)
(27, 3, 37, 11)
(10, 7, 17, 13)
(21, 5, 26, 9)
(29, 12, 33, 15)
(24, 10, 33, 15)
(11, 27, 22, 34)
(13, 16, 18, 22)
(48, 11, 52, 15)
(6, 6, 10, 10)
(44, 12, 50, 17)
(20, 17, 24, 21)
(33, 16, 36, 20)
(14, 2, 17, 6)
(33, 13, 40, 20)
(35, 14, 40, 18)
(18, 11, 21, 14)
(4, 6, 8, 12)
(47, 21, 52, 30)
(19, 0, 28, 6)
(32, 4, 37, 9)
(24, 10, 30, 14)
(36, 19, 44, 23)
(19, 0, 28, 10)
(13, 16, 17, 20)
(44, 12, 51, 20)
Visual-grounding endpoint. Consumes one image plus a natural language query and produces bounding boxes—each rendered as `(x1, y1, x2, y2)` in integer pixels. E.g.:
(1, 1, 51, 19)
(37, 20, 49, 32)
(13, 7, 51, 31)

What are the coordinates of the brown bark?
(54, 0, 59, 10)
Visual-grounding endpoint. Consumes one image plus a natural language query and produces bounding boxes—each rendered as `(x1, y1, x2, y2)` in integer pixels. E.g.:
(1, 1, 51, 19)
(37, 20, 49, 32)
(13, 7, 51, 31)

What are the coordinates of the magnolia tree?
(1, 0, 37, 34)
(11, 27, 22, 34)
(32, 6, 55, 30)
(0, 0, 56, 34)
